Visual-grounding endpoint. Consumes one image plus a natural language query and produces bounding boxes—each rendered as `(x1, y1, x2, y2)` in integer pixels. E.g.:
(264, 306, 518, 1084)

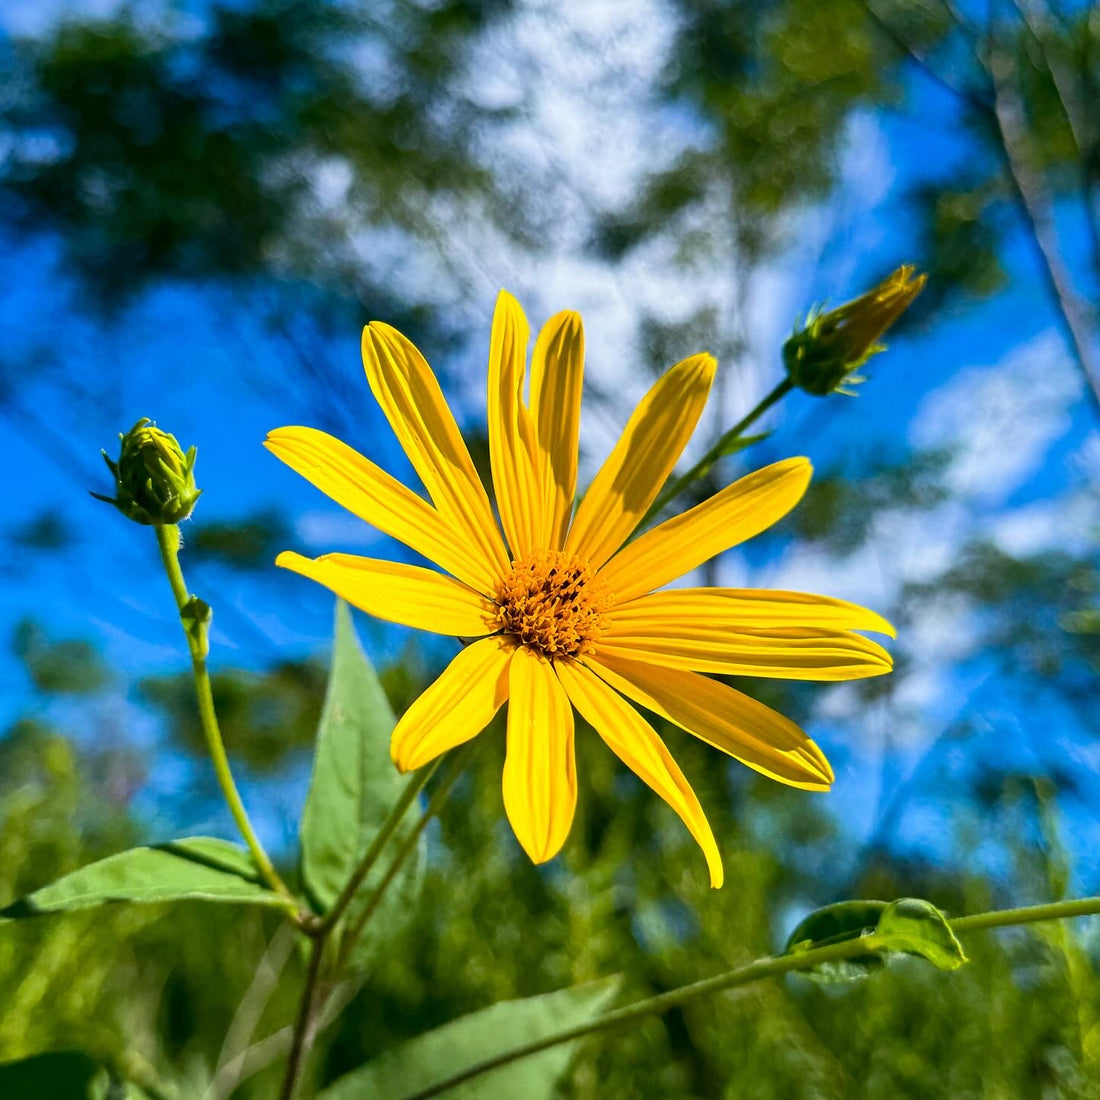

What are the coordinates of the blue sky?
(1, 0, 1097, 883)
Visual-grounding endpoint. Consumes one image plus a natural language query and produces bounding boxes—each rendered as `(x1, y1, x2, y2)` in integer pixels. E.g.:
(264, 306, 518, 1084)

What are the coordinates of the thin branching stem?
(335, 745, 473, 974)
(316, 760, 441, 937)
(278, 936, 326, 1100)
(405, 894, 1100, 1100)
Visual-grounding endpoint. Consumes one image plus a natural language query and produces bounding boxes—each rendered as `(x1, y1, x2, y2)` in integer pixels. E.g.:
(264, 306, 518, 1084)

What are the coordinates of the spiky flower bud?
(92, 418, 201, 525)
(783, 266, 926, 396)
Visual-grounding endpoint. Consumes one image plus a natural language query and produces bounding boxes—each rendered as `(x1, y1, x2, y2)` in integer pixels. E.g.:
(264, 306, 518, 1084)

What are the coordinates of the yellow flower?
(267, 292, 894, 888)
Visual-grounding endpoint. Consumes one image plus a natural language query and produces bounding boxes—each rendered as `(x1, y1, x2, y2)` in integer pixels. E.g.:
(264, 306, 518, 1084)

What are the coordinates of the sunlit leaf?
(877, 897, 967, 971)
(785, 899, 888, 982)
(317, 977, 622, 1100)
(0, 837, 291, 919)
(785, 896, 966, 982)
(300, 601, 421, 926)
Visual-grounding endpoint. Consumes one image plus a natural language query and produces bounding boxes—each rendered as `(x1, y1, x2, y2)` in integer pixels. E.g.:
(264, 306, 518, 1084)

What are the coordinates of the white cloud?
(910, 330, 1081, 503)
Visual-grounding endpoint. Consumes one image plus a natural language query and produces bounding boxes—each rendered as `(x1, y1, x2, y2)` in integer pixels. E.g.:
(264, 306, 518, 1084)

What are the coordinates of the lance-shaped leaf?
(0, 837, 291, 919)
(785, 896, 966, 983)
(317, 976, 622, 1100)
(299, 600, 421, 920)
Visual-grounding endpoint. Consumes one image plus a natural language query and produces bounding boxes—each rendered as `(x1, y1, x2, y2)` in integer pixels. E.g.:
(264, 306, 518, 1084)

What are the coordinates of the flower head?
(93, 418, 201, 525)
(783, 265, 926, 396)
(267, 292, 895, 887)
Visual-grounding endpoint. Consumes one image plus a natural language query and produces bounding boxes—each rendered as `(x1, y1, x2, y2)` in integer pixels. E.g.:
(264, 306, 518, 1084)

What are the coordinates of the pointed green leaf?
(300, 601, 419, 919)
(877, 897, 968, 971)
(0, 837, 291, 919)
(317, 977, 622, 1100)
(715, 430, 771, 461)
(784, 900, 888, 983)
(785, 897, 967, 982)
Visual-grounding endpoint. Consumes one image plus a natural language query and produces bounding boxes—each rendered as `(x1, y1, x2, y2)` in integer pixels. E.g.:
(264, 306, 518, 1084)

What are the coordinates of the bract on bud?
(92, 418, 202, 525)
(783, 265, 926, 396)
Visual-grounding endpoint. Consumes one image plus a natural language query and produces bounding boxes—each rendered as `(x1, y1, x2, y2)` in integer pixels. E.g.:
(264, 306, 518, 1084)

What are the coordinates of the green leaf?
(300, 600, 418, 919)
(784, 897, 967, 983)
(715, 430, 771, 461)
(877, 897, 968, 971)
(0, 837, 291, 919)
(785, 900, 889, 983)
(317, 977, 622, 1100)
(0, 1051, 149, 1098)
(0, 1051, 104, 1098)
(180, 595, 213, 657)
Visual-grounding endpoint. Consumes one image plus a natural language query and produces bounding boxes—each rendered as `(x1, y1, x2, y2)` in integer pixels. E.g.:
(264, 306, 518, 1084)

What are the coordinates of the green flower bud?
(783, 265, 926, 397)
(92, 418, 202, 525)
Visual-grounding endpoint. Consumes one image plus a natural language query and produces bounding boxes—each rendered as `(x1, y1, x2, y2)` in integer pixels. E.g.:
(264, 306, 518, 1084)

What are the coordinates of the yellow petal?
(585, 651, 833, 791)
(600, 615, 892, 680)
(529, 309, 584, 550)
(265, 426, 499, 595)
(610, 587, 896, 638)
(565, 353, 715, 571)
(487, 291, 543, 558)
(391, 636, 513, 772)
(276, 551, 498, 637)
(599, 458, 812, 604)
(363, 322, 510, 581)
(556, 658, 723, 888)
(503, 645, 577, 863)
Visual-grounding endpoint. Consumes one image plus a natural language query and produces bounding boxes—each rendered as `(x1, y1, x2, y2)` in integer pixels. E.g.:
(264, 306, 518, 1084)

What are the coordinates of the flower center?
(494, 549, 611, 659)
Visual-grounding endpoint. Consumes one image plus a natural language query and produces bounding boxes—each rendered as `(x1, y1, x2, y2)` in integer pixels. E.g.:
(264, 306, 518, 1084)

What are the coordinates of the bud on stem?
(92, 418, 202, 525)
(783, 266, 926, 397)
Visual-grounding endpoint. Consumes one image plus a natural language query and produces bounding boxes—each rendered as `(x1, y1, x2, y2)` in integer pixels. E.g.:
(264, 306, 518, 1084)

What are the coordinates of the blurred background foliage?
(0, 0, 1098, 1096)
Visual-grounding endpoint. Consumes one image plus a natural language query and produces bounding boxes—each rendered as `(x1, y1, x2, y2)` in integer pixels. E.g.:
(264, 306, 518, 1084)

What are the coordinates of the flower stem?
(335, 745, 472, 972)
(278, 935, 326, 1100)
(949, 896, 1100, 934)
(643, 377, 794, 525)
(153, 523, 294, 907)
(404, 893, 1100, 1100)
(316, 759, 441, 936)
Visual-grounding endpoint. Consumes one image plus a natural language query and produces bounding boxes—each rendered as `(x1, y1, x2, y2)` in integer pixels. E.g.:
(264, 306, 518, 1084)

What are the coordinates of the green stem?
(949, 896, 1100, 934)
(643, 377, 794, 525)
(317, 759, 441, 935)
(405, 894, 1100, 1100)
(336, 745, 472, 972)
(153, 524, 294, 907)
(278, 935, 326, 1100)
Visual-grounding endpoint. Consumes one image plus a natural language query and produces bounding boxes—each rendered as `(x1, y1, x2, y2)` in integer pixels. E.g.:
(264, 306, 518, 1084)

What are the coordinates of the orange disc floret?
(494, 549, 611, 658)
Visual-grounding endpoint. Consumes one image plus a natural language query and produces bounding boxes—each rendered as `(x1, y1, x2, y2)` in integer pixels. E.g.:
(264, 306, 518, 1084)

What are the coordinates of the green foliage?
(189, 508, 292, 571)
(13, 618, 110, 695)
(300, 601, 419, 920)
(782, 449, 952, 555)
(9, 510, 70, 552)
(0, 837, 289, 920)
(907, 182, 1009, 317)
(877, 898, 966, 971)
(0, 0, 510, 306)
(786, 898, 966, 982)
(785, 900, 889, 982)
(318, 977, 621, 1100)
(0, 1051, 148, 1099)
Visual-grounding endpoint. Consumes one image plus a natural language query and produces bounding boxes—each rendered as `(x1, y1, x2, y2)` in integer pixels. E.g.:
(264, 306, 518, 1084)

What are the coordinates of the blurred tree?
(140, 656, 326, 772)
(12, 618, 111, 695)
(188, 508, 292, 571)
(1, 0, 509, 307)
